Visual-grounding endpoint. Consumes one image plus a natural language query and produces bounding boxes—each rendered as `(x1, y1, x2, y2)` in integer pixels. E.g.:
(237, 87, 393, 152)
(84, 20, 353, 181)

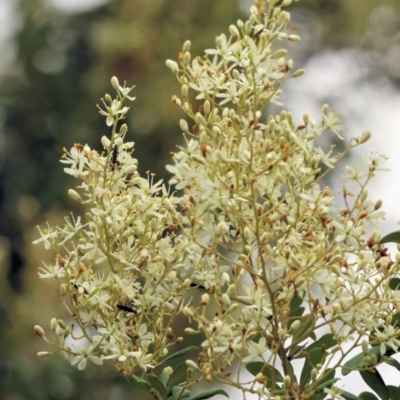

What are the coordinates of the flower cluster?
(34, 1, 400, 399)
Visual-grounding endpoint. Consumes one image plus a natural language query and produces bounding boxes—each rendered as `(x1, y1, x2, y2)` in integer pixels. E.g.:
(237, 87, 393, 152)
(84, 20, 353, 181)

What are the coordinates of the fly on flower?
(116, 303, 137, 314)
(110, 144, 119, 171)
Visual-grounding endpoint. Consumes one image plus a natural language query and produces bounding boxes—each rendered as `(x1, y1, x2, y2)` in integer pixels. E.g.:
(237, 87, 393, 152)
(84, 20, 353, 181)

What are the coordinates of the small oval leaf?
(359, 392, 379, 400)
(342, 347, 381, 376)
(379, 230, 400, 246)
(360, 369, 389, 400)
(167, 364, 188, 391)
(171, 386, 191, 400)
(160, 346, 197, 364)
(384, 357, 400, 372)
(387, 385, 400, 400)
(245, 361, 284, 388)
(340, 390, 363, 400)
(389, 278, 400, 291)
(190, 389, 229, 400)
(129, 374, 151, 391)
(147, 375, 168, 400)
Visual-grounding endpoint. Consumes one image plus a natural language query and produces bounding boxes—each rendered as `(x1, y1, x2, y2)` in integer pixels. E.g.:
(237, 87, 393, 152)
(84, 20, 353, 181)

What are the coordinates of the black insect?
(190, 282, 207, 291)
(111, 144, 118, 164)
(116, 304, 137, 314)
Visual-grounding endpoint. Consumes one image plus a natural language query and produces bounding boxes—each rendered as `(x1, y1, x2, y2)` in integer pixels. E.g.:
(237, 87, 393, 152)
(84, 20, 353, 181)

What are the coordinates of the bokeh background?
(1, 0, 400, 399)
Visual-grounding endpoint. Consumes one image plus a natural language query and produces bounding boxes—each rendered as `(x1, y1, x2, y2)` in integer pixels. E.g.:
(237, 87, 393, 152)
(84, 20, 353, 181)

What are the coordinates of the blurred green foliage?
(0, 0, 399, 399)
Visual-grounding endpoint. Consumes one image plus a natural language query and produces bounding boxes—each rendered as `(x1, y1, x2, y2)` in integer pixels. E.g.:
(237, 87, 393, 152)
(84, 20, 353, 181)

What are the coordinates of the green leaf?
(291, 314, 316, 346)
(359, 392, 379, 400)
(167, 364, 188, 391)
(308, 371, 339, 400)
(190, 389, 229, 400)
(129, 374, 151, 391)
(159, 371, 170, 387)
(289, 296, 304, 312)
(147, 375, 168, 400)
(160, 346, 197, 364)
(387, 385, 400, 400)
(340, 390, 363, 400)
(389, 278, 400, 291)
(314, 369, 337, 391)
(308, 392, 328, 400)
(245, 362, 283, 390)
(392, 313, 400, 328)
(360, 369, 389, 400)
(305, 334, 337, 353)
(379, 230, 400, 246)
(171, 386, 191, 400)
(300, 348, 324, 389)
(384, 357, 400, 372)
(288, 297, 305, 329)
(342, 347, 381, 376)
(288, 343, 309, 360)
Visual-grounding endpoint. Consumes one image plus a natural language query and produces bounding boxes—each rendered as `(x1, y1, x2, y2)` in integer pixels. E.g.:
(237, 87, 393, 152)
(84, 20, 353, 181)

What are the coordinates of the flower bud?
(166, 59, 179, 73)
(362, 339, 369, 355)
(101, 135, 111, 149)
(57, 319, 66, 329)
(200, 293, 210, 305)
(179, 119, 189, 132)
(50, 318, 58, 332)
(360, 130, 372, 144)
(104, 94, 112, 103)
(221, 272, 230, 284)
(229, 24, 240, 38)
(183, 306, 194, 318)
(122, 165, 137, 175)
(194, 112, 207, 127)
(163, 198, 176, 213)
(221, 293, 231, 306)
(204, 100, 211, 115)
(111, 76, 119, 91)
(216, 221, 229, 236)
(120, 124, 128, 135)
(311, 368, 318, 381)
(227, 303, 239, 313)
(216, 35, 224, 49)
(37, 351, 50, 357)
(374, 199, 382, 210)
(181, 84, 188, 97)
(288, 34, 301, 42)
(227, 284, 236, 297)
(68, 189, 81, 202)
(290, 319, 301, 330)
(34, 325, 45, 338)
(271, 49, 287, 59)
(286, 59, 293, 70)
(184, 327, 199, 335)
(186, 360, 199, 370)
(163, 366, 173, 376)
(183, 52, 191, 66)
(182, 40, 191, 52)
(60, 284, 67, 296)
(292, 69, 305, 78)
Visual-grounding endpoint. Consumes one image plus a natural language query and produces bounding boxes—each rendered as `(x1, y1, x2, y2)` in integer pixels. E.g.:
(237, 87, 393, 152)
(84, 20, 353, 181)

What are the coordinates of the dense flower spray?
(34, 1, 400, 399)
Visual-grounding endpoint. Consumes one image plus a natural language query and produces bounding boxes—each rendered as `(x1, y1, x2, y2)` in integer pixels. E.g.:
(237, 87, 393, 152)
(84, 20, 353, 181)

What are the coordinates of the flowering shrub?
(34, 0, 400, 399)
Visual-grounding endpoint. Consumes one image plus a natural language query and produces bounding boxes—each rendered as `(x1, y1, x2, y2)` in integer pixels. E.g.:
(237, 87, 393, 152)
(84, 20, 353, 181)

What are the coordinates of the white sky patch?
(43, 0, 109, 14)
(282, 47, 400, 237)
